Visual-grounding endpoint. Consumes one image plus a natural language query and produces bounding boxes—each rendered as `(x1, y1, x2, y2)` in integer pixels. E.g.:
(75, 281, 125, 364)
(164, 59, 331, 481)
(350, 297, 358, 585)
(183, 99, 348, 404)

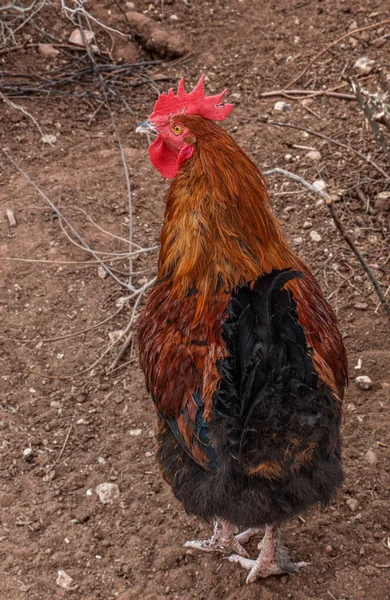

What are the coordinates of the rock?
(108, 329, 124, 343)
(365, 449, 377, 468)
(353, 56, 376, 76)
(38, 43, 59, 58)
(302, 220, 312, 229)
(41, 134, 57, 145)
(69, 28, 95, 47)
(354, 302, 368, 310)
(125, 11, 186, 58)
(56, 570, 76, 590)
(284, 153, 293, 161)
(23, 448, 33, 462)
(129, 428, 142, 436)
(355, 375, 373, 390)
(6, 209, 16, 228)
(306, 150, 321, 161)
(375, 192, 390, 213)
(294, 237, 303, 245)
(346, 497, 359, 512)
(98, 265, 108, 279)
(95, 482, 120, 504)
(312, 179, 327, 193)
(274, 101, 292, 112)
(309, 230, 322, 243)
(315, 198, 325, 208)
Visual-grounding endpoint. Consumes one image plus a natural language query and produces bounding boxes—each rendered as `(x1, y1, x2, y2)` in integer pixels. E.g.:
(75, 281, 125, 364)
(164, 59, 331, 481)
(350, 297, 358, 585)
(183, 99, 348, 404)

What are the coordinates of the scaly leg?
(185, 519, 260, 558)
(228, 524, 307, 583)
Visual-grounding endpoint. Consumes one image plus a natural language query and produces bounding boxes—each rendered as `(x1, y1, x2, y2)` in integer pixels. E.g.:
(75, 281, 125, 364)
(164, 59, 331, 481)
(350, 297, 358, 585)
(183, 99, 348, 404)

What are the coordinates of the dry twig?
(260, 118, 390, 180)
(285, 20, 390, 89)
(264, 168, 390, 321)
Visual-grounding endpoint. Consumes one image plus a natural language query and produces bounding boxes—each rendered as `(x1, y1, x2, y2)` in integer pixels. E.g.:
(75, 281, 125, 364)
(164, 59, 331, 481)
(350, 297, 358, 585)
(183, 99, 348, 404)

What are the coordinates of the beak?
(136, 120, 159, 136)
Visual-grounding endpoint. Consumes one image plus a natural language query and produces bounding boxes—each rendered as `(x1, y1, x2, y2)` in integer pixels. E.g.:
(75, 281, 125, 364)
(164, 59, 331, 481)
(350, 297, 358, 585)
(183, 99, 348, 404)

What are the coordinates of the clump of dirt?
(0, 1, 389, 599)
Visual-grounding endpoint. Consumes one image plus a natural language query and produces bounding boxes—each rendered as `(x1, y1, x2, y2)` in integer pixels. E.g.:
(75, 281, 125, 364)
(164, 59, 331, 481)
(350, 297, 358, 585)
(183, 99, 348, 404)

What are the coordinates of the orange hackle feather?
(139, 115, 347, 463)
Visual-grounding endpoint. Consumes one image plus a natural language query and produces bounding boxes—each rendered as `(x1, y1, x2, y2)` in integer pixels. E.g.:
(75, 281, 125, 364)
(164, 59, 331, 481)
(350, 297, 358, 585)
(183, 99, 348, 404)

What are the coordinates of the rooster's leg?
(228, 524, 307, 583)
(184, 519, 252, 558)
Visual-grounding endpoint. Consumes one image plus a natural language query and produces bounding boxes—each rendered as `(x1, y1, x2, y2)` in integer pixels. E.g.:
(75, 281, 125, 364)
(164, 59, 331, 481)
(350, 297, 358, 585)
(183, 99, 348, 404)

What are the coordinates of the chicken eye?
(173, 124, 182, 135)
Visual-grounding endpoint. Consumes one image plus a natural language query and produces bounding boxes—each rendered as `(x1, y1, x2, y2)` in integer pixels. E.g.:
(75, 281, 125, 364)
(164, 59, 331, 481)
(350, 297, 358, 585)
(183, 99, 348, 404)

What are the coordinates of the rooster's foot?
(228, 524, 308, 583)
(184, 519, 255, 558)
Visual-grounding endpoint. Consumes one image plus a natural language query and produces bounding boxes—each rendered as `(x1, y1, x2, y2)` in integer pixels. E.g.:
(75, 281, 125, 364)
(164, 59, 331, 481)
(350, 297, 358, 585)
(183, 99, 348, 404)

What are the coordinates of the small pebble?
(56, 570, 75, 590)
(274, 101, 292, 112)
(306, 150, 321, 161)
(310, 230, 322, 243)
(294, 237, 303, 245)
(302, 220, 312, 229)
(23, 448, 33, 462)
(312, 179, 327, 193)
(365, 449, 377, 468)
(353, 56, 376, 75)
(354, 302, 368, 311)
(355, 375, 373, 390)
(96, 482, 120, 505)
(346, 497, 359, 512)
(129, 428, 142, 436)
(41, 134, 57, 145)
(315, 198, 324, 208)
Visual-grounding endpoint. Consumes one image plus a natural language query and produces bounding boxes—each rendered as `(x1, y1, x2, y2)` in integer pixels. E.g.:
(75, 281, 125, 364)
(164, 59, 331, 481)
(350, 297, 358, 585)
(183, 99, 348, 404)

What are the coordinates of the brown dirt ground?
(1, 1, 390, 599)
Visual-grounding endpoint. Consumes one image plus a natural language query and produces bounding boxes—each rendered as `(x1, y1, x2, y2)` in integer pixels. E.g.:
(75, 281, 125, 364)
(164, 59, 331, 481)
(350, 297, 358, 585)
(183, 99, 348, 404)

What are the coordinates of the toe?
(227, 554, 256, 570)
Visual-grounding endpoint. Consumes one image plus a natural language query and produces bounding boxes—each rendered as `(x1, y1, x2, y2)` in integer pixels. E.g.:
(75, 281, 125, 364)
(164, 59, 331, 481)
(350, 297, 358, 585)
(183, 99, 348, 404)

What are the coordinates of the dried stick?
(77, 15, 134, 290)
(108, 277, 156, 372)
(260, 89, 355, 101)
(2, 149, 130, 289)
(264, 168, 390, 320)
(60, 0, 129, 38)
(1, 0, 48, 47)
(351, 79, 389, 157)
(48, 425, 73, 471)
(76, 206, 139, 247)
(261, 118, 390, 180)
(0, 92, 53, 144)
(285, 20, 390, 89)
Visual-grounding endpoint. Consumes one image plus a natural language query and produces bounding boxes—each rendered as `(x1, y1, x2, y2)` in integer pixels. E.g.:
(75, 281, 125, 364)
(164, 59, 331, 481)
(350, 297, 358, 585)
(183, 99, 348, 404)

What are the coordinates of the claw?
(229, 525, 308, 583)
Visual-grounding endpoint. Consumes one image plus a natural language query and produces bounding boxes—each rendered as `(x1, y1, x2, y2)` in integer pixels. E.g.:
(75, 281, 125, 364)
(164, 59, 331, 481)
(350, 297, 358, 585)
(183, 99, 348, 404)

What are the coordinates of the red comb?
(149, 75, 234, 122)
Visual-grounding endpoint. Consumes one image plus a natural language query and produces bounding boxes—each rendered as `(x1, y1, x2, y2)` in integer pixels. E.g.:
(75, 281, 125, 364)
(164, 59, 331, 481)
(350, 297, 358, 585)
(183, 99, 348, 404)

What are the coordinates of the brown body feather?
(139, 115, 347, 482)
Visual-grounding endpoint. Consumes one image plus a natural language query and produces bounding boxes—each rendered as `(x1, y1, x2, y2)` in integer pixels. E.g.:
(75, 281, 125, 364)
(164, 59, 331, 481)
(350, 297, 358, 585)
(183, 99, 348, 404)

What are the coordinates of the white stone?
(306, 150, 321, 161)
(95, 482, 120, 505)
(312, 179, 327, 192)
(56, 570, 75, 590)
(41, 134, 57, 145)
(129, 428, 142, 436)
(355, 375, 373, 390)
(23, 448, 33, 461)
(274, 101, 292, 112)
(353, 56, 376, 76)
(309, 230, 322, 243)
(302, 220, 312, 229)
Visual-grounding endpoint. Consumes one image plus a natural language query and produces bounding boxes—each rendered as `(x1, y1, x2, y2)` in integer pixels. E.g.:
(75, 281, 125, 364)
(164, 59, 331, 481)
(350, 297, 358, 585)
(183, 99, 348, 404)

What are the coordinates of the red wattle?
(148, 136, 194, 179)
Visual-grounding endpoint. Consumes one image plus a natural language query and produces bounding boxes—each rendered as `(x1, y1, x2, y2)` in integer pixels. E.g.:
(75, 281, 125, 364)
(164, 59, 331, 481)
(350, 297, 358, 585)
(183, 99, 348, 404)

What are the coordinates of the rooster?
(137, 76, 347, 583)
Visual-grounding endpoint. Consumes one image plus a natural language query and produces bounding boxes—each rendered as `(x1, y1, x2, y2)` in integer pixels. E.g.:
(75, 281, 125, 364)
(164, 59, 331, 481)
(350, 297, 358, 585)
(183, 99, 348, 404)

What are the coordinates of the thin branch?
(285, 19, 390, 89)
(264, 168, 390, 321)
(260, 89, 356, 101)
(2, 149, 131, 289)
(108, 277, 156, 372)
(263, 167, 328, 199)
(0, 92, 53, 144)
(76, 206, 139, 247)
(60, 0, 130, 38)
(260, 118, 390, 180)
(77, 14, 134, 289)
